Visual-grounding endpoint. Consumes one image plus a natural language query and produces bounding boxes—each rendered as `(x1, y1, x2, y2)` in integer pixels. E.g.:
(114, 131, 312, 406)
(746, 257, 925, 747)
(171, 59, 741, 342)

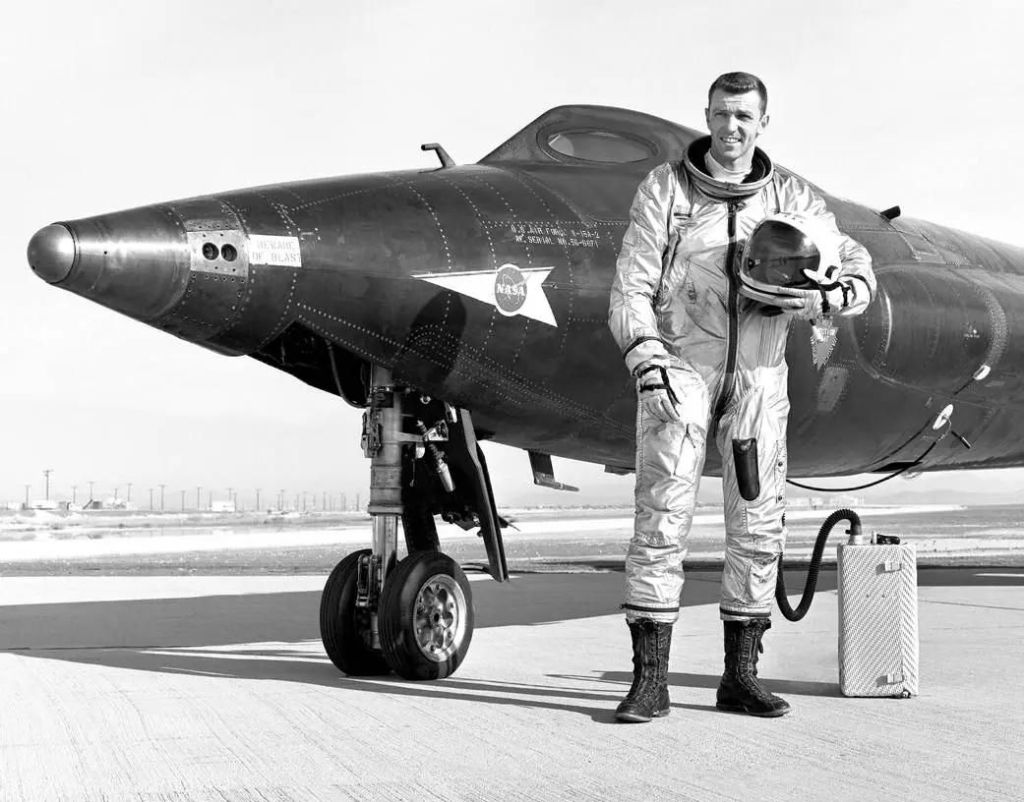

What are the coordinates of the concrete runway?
(1, 568, 1022, 801)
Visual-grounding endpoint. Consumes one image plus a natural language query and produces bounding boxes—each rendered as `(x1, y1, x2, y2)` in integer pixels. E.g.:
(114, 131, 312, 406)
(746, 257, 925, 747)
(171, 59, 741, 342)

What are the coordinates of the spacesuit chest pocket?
(656, 214, 692, 306)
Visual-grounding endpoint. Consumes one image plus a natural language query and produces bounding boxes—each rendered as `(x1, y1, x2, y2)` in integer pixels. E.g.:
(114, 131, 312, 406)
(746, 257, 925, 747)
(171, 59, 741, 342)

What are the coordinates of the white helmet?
(738, 212, 842, 306)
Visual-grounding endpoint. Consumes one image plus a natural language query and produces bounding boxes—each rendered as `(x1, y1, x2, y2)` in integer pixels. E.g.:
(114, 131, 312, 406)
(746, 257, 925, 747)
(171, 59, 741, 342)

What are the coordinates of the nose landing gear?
(319, 365, 505, 680)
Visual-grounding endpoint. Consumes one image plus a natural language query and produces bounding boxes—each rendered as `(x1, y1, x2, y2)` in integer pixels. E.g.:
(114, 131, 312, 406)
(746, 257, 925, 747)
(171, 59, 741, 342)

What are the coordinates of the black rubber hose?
(776, 508, 862, 622)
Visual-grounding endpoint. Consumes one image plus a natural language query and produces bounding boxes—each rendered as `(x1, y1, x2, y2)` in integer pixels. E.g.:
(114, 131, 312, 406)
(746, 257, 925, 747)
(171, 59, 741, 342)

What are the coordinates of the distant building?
(210, 500, 236, 513)
(795, 494, 865, 510)
(84, 498, 136, 511)
(27, 500, 59, 511)
(826, 495, 865, 508)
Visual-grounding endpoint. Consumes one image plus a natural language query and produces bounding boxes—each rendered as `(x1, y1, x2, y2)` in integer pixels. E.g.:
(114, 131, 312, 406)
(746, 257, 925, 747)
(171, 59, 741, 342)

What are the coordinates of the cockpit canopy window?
(544, 129, 654, 163)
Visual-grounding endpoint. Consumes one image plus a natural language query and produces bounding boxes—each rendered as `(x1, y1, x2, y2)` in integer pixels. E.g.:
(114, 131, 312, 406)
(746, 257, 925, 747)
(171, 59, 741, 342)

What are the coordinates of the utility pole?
(227, 487, 234, 511)
(195, 486, 201, 511)
(148, 488, 154, 510)
(355, 492, 360, 511)
(126, 483, 132, 503)
(71, 484, 78, 505)
(322, 491, 326, 510)
(180, 490, 186, 511)
(255, 488, 261, 510)
(159, 484, 166, 511)
(42, 469, 53, 500)
(24, 485, 30, 507)
(207, 490, 212, 510)
(88, 480, 95, 502)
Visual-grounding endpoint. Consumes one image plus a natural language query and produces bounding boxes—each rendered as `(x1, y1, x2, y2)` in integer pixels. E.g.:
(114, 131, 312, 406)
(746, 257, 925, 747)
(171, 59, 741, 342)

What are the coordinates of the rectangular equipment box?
(837, 541, 919, 697)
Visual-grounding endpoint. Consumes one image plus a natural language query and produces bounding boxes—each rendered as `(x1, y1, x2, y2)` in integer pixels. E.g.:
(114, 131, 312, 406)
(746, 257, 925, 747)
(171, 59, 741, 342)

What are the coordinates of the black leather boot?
(615, 618, 672, 723)
(716, 619, 791, 717)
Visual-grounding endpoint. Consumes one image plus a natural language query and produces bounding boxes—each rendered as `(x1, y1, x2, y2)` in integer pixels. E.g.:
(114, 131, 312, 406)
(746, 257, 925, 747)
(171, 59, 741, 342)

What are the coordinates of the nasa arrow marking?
(413, 264, 557, 327)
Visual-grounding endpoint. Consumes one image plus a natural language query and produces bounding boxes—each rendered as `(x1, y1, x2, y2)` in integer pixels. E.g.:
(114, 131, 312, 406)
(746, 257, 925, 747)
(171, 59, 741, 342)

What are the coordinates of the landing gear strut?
(319, 365, 506, 680)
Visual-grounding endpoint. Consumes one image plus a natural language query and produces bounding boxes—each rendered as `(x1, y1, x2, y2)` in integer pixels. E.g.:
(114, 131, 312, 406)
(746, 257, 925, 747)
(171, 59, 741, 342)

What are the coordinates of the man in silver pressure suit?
(607, 71, 875, 722)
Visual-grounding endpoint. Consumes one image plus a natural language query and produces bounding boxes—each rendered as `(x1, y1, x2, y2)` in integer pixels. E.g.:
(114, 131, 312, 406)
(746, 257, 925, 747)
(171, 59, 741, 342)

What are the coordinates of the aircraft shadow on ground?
(0, 568, 1017, 721)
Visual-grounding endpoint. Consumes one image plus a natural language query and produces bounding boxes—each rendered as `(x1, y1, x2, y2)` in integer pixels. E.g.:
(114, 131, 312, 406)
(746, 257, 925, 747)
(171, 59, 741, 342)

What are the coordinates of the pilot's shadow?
(33, 641, 833, 723)
(49, 643, 723, 723)
(39, 641, 625, 721)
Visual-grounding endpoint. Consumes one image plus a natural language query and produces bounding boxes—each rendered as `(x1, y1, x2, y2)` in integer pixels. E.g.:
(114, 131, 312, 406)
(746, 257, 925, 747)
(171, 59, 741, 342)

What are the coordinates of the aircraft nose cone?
(28, 223, 76, 283)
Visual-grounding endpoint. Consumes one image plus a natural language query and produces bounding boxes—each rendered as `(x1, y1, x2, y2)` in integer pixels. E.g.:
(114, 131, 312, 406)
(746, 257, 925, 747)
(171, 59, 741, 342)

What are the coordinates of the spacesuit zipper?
(716, 200, 741, 419)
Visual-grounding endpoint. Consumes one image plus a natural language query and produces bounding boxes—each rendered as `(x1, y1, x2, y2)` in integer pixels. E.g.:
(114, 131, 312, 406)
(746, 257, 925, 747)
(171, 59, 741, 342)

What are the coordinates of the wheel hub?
(413, 573, 466, 662)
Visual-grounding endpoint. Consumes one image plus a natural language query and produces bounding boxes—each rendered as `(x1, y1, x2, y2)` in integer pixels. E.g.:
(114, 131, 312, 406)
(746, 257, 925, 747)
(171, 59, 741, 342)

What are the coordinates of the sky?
(4, 0, 1024, 510)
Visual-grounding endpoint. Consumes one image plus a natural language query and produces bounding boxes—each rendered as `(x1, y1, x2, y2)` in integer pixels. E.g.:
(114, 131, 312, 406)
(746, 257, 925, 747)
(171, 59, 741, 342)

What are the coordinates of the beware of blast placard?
(248, 235, 302, 267)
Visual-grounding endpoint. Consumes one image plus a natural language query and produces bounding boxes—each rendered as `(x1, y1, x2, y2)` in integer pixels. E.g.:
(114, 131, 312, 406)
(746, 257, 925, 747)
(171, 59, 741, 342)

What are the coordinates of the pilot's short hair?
(708, 72, 768, 114)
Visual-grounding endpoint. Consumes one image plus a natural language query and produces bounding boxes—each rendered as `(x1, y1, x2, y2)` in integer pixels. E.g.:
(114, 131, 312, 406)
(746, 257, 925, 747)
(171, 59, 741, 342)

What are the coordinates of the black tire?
(319, 549, 390, 676)
(379, 551, 474, 680)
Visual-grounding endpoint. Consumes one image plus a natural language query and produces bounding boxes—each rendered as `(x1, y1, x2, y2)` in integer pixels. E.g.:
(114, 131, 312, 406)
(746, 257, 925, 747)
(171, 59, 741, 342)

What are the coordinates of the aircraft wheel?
(319, 549, 390, 676)
(379, 551, 474, 680)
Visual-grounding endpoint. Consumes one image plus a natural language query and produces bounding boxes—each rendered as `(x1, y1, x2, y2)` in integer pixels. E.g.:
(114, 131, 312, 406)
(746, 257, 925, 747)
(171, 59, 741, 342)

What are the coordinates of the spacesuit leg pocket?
(732, 438, 760, 501)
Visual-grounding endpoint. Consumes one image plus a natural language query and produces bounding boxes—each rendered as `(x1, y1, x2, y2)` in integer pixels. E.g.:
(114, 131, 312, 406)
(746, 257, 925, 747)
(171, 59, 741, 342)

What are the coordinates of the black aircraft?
(27, 105, 1024, 680)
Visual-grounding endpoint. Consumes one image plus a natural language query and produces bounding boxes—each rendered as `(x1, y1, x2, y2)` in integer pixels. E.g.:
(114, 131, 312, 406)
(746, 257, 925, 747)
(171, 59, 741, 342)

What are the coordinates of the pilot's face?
(704, 89, 769, 170)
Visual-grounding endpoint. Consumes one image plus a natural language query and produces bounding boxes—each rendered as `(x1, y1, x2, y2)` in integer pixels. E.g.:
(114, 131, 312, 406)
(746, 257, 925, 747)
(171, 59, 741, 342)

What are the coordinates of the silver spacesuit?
(608, 138, 875, 623)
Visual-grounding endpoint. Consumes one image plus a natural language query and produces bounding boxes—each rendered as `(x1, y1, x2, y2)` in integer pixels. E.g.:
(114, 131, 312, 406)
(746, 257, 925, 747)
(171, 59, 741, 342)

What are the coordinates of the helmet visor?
(743, 219, 820, 288)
